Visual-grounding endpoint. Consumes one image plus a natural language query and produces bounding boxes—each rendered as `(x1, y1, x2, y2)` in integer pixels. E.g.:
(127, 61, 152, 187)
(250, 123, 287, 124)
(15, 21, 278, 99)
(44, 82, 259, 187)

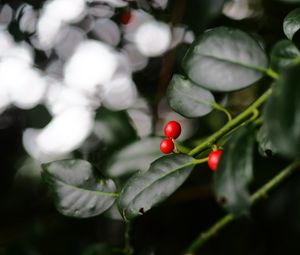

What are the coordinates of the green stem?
(124, 221, 134, 255)
(250, 161, 300, 203)
(175, 142, 191, 154)
(245, 108, 259, 124)
(210, 102, 232, 122)
(253, 118, 263, 127)
(264, 68, 279, 80)
(184, 161, 300, 255)
(192, 157, 208, 165)
(188, 88, 272, 157)
(218, 108, 261, 147)
(178, 157, 209, 170)
(184, 214, 235, 255)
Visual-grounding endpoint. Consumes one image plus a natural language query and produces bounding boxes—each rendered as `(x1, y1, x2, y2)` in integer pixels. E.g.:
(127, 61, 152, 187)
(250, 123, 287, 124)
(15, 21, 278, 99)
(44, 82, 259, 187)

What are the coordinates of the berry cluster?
(160, 121, 181, 154)
(159, 121, 222, 171)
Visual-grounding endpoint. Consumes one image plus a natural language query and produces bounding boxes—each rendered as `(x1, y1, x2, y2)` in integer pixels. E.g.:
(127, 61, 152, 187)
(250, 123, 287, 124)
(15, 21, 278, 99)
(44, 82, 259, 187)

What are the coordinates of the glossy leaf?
(213, 126, 254, 215)
(183, 0, 224, 33)
(167, 74, 215, 118)
(104, 201, 123, 220)
(105, 137, 162, 178)
(284, 8, 300, 40)
(87, 108, 137, 170)
(82, 243, 119, 255)
(94, 108, 136, 147)
(263, 65, 300, 158)
(256, 125, 278, 157)
(138, 248, 155, 255)
(278, 0, 300, 2)
(270, 40, 300, 71)
(118, 154, 195, 221)
(42, 159, 118, 218)
(183, 27, 268, 91)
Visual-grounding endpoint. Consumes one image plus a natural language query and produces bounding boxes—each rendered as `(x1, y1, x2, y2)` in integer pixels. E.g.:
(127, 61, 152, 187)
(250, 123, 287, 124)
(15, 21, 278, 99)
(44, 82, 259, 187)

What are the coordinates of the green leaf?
(118, 154, 195, 221)
(86, 108, 137, 170)
(82, 244, 119, 255)
(94, 108, 136, 147)
(138, 248, 155, 255)
(270, 40, 300, 71)
(256, 125, 278, 157)
(104, 137, 162, 178)
(263, 64, 300, 158)
(183, 0, 224, 33)
(42, 159, 118, 218)
(183, 26, 268, 92)
(278, 0, 300, 2)
(284, 8, 300, 40)
(213, 126, 254, 216)
(104, 201, 123, 221)
(166, 74, 215, 118)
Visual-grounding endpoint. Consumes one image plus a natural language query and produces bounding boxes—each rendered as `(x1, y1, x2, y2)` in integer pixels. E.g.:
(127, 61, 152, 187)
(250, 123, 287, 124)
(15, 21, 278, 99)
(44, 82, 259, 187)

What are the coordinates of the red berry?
(121, 10, 132, 25)
(208, 150, 222, 171)
(164, 121, 181, 139)
(160, 138, 174, 154)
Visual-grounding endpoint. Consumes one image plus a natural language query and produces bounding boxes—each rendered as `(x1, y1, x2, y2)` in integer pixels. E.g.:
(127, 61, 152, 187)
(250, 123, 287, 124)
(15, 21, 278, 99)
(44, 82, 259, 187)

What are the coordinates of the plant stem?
(188, 88, 272, 157)
(265, 68, 279, 80)
(250, 161, 300, 203)
(184, 214, 235, 255)
(184, 161, 300, 255)
(244, 108, 260, 124)
(210, 102, 232, 122)
(124, 221, 134, 255)
(175, 142, 191, 154)
(192, 157, 208, 165)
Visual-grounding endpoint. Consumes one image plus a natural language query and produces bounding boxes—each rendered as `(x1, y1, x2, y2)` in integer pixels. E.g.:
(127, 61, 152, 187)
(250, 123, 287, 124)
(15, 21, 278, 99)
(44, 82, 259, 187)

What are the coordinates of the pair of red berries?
(159, 121, 222, 171)
(160, 121, 181, 154)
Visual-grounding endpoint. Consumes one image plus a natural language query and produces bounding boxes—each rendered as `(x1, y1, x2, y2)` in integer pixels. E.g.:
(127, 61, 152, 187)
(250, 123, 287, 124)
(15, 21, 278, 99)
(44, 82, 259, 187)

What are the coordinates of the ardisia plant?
(41, 6, 300, 255)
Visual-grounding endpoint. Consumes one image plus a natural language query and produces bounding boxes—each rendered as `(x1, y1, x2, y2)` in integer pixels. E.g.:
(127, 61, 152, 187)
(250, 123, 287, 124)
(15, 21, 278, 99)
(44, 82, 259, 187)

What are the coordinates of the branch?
(184, 161, 300, 255)
(188, 88, 272, 156)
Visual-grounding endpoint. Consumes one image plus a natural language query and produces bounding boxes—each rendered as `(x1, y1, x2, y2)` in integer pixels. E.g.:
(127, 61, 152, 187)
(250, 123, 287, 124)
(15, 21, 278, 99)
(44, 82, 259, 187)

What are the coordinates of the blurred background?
(1, 0, 300, 254)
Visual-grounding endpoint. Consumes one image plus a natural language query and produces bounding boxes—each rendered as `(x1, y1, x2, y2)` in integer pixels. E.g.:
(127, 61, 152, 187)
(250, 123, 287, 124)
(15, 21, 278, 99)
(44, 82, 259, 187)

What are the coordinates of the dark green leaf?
(270, 40, 300, 71)
(118, 154, 195, 221)
(82, 243, 120, 255)
(183, 0, 224, 33)
(138, 248, 155, 255)
(213, 126, 254, 216)
(256, 125, 278, 157)
(94, 108, 136, 147)
(104, 201, 123, 220)
(105, 137, 162, 178)
(86, 108, 137, 170)
(278, 0, 300, 2)
(183, 27, 268, 91)
(263, 65, 300, 158)
(42, 159, 118, 218)
(284, 8, 300, 40)
(167, 74, 215, 118)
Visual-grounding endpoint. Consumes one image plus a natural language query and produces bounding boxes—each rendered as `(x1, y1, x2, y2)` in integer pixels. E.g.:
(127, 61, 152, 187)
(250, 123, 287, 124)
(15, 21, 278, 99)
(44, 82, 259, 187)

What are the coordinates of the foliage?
(3, 1, 300, 255)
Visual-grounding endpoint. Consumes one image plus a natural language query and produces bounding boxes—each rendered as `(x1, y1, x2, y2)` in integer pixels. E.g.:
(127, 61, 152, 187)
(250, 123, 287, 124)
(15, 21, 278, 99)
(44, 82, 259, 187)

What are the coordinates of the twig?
(184, 161, 300, 255)
(188, 88, 272, 157)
